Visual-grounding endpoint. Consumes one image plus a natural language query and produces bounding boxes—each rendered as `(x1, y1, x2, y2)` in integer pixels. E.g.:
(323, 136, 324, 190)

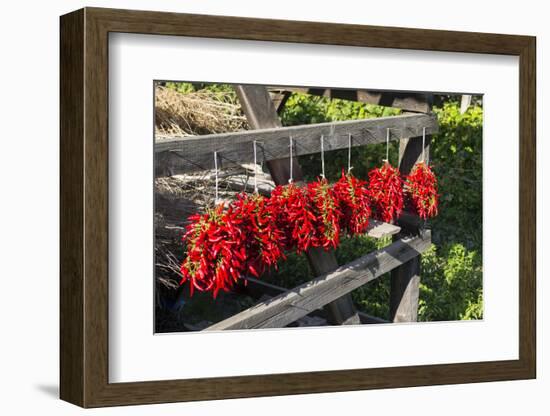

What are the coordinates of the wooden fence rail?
(155, 113, 438, 176)
(206, 230, 431, 331)
(242, 276, 389, 324)
(268, 87, 432, 113)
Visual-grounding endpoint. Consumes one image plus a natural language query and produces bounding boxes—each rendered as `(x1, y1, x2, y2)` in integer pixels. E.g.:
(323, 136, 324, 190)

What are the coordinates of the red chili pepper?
(368, 162, 404, 223)
(231, 193, 286, 277)
(180, 203, 248, 298)
(268, 183, 317, 253)
(307, 177, 342, 250)
(333, 170, 372, 235)
(180, 161, 438, 299)
(404, 162, 439, 219)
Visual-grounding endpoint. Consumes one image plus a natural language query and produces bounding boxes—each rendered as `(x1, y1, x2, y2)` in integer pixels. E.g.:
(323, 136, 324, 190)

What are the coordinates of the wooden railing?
(155, 113, 438, 176)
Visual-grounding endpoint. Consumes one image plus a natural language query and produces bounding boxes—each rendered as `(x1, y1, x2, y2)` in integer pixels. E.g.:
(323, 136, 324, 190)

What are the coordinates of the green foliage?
(281, 93, 400, 126)
(164, 81, 196, 94)
(339, 235, 392, 319)
(163, 81, 238, 100)
(418, 244, 483, 321)
(263, 251, 311, 289)
(430, 102, 483, 250)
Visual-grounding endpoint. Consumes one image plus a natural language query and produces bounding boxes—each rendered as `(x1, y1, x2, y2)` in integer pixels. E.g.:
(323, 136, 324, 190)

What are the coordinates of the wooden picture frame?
(60, 7, 536, 408)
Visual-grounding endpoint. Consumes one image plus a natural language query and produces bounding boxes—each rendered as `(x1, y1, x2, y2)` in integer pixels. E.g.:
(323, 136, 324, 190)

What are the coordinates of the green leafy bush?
(430, 102, 483, 250)
(164, 81, 237, 98)
(418, 243, 482, 321)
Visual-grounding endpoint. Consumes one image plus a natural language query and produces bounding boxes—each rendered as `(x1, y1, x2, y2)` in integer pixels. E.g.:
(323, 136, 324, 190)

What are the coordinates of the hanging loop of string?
(347, 133, 353, 173)
(320, 135, 326, 179)
(385, 128, 390, 162)
(253, 140, 259, 193)
(213, 151, 219, 204)
(288, 136, 294, 184)
(421, 127, 426, 164)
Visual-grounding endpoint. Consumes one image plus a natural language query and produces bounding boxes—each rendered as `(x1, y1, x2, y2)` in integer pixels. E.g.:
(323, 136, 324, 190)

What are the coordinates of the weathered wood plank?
(390, 255, 421, 322)
(155, 113, 438, 176)
(358, 312, 389, 324)
(390, 99, 433, 323)
(206, 231, 431, 331)
(242, 277, 389, 324)
(271, 87, 432, 113)
(366, 219, 401, 239)
(234, 85, 360, 326)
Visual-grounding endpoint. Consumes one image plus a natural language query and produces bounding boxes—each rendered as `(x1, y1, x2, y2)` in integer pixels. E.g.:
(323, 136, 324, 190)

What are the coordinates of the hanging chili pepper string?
(182, 125, 441, 298)
(404, 126, 439, 220)
(405, 161, 439, 219)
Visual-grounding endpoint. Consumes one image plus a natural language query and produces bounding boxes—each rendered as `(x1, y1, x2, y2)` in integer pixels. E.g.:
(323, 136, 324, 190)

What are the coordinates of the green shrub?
(164, 81, 237, 98)
(430, 102, 483, 250)
(418, 243, 483, 321)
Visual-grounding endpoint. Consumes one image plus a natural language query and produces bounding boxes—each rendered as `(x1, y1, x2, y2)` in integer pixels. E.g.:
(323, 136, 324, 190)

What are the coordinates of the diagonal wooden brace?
(234, 84, 360, 325)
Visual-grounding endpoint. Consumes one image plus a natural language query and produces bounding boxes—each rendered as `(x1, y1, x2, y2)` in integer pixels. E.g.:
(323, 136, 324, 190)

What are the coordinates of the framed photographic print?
(60, 7, 536, 408)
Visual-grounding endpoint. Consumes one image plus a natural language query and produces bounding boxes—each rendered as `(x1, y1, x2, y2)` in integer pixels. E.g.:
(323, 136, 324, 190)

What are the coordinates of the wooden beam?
(390, 98, 433, 323)
(268, 87, 432, 113)
(358, 90, 432, 113)
(242, 277, 389, 325)
(269, 90, 292, 114)
(155, 113, 438, 176)
(234, 85, 360, 326)
(390, 253, 421, 322)
(206, 231, 431, 331)
(358, 312, 389, 324)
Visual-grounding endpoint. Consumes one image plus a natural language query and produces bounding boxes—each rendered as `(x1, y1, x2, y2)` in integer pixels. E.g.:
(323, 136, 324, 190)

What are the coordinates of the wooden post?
(390, 95, 433, 323)
(234, 85, 360, 325)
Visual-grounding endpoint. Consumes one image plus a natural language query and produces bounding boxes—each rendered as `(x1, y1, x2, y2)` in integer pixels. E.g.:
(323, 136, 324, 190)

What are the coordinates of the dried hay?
(155, 86, 248, 137)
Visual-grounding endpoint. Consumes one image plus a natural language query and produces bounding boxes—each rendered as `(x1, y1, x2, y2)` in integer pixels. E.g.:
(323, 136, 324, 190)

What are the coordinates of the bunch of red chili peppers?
(404, 162, 439, 219)
(180, 163, 439, 297)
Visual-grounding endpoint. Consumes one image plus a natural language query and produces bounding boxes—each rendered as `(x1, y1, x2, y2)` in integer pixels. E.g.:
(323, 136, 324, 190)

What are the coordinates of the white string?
(288, 136, 293, 184)
(421, 127, 426, 163)
(348, 133, 353, 173)
(320, 135, 326, 179)
(385, 128, 390, 162)
(329, 123, 336, 140)
(213, 151, 219, 204)
(253, 140, 259, 193)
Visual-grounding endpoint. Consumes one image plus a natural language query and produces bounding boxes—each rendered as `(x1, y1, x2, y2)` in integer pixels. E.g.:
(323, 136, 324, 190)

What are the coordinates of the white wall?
(0, 0, 545, 414)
